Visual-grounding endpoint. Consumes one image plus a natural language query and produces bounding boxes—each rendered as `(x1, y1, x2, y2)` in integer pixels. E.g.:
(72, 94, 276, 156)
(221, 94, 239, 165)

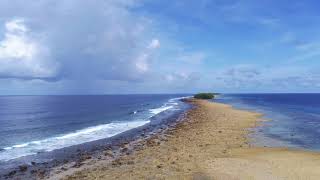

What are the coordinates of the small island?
(193, 93, 218, 99)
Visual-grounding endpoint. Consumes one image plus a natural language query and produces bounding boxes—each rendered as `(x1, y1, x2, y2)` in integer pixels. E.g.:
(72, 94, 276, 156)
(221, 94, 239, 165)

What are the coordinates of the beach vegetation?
(193, 93, 217, 99)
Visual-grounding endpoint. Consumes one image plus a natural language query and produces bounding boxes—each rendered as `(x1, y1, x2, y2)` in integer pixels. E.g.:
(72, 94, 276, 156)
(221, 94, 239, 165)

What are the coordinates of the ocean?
(2, 93, 320, 173)
(215, 93, 320, 151)
(0, 94, 190, 163)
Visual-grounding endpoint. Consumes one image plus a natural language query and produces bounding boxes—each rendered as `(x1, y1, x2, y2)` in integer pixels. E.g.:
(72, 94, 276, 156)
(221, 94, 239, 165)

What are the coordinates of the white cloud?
(5, 19, 28, 34)
(135, 53, 149, 73)
(0, 0, 162, 82)
(0, 18, 57, 79)
(209, 64, 320, 92)
(148, 39, 160, 49)
(135, 38, 161, 73)
(0, 19, 34, 59)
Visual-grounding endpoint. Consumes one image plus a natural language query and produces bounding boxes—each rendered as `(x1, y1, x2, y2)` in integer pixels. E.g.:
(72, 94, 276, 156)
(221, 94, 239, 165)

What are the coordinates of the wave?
(129, 110, 138, 115)
(0, 120, 149, 162)
(0, 95, 188, 162)
(149, 96, 190, 115)
(149, 105, 174, 115)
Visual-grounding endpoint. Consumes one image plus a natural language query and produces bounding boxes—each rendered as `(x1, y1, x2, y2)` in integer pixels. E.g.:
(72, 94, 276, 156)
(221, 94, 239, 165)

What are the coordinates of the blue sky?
(0, 0, 319, 94)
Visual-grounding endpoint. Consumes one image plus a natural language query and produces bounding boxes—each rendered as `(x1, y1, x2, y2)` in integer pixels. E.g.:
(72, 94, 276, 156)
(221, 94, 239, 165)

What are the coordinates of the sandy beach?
(49, 99, 320, 180)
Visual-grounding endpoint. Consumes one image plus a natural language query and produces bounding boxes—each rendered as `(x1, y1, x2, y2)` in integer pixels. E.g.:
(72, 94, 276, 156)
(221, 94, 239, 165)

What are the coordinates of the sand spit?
(50, 99, 320, 180)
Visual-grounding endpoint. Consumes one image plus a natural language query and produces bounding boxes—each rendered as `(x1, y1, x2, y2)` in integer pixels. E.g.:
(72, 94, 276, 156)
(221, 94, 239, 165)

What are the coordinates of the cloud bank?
(0, 0, 159, 83)
(0, 19, 57, 79)
(0, 0, 319, 94)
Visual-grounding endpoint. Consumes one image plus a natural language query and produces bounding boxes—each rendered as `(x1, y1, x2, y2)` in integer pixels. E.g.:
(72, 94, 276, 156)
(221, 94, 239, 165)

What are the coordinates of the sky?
(0, 0, 320, 94)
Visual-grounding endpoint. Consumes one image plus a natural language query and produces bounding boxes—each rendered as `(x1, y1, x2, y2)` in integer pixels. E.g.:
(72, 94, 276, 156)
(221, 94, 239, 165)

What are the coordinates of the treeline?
(193, 93, 219, 99)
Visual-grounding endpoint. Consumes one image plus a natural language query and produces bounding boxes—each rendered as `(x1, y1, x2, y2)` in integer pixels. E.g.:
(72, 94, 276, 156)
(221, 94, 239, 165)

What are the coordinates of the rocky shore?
(50, 98, 258, 179)
(56, 99, 320, 180)
(6, 98, 320, 179)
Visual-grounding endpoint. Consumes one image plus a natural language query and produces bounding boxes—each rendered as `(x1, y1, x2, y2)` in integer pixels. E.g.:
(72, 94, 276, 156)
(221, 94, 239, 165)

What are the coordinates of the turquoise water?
(215, 94, 320, 151)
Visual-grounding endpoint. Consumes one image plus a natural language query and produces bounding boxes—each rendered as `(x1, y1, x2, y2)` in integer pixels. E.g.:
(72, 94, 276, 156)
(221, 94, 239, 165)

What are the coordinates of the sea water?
(0, 95, 189, 162)
(215, 93, 320, 151)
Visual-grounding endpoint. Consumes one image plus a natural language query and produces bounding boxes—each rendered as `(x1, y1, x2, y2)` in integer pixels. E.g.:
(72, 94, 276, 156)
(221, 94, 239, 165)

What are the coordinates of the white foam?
(13, 143, 29, 148)
(0, 95, 188, 162)
(149, 96, 188, 115)
(168, 96, 192, 102)
(0, 120, 149, 162)
(149, 105, 174, 115)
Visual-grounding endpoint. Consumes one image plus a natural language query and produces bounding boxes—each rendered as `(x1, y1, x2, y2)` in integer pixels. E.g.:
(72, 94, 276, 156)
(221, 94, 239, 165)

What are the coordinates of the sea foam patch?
(0, 96, 186, 162)
(0, 120, 149, 162)
(149, 106, 174, 115)
(148, 96, 189, 115)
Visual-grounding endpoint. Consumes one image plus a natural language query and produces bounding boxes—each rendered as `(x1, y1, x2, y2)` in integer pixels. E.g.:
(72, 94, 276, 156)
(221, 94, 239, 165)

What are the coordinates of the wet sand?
(51, 99, 320, 180)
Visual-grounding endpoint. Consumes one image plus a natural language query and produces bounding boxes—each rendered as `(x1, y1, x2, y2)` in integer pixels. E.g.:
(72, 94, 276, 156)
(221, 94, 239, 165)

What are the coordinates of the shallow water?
(215, 94, 320, 151)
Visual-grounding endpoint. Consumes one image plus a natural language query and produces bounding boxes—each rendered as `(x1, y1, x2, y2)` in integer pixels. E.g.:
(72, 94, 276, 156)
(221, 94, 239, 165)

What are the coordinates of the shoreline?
(4, 98, 320, 179)
(55, 98, 320, 180)
(0, 99, 191, 179)
(53, 98, 259, 179)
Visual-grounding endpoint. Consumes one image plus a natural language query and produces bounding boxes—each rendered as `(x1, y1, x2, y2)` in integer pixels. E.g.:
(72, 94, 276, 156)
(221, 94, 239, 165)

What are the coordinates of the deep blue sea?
(215, 93, 320, 151)
(0, 95, 190, 162)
